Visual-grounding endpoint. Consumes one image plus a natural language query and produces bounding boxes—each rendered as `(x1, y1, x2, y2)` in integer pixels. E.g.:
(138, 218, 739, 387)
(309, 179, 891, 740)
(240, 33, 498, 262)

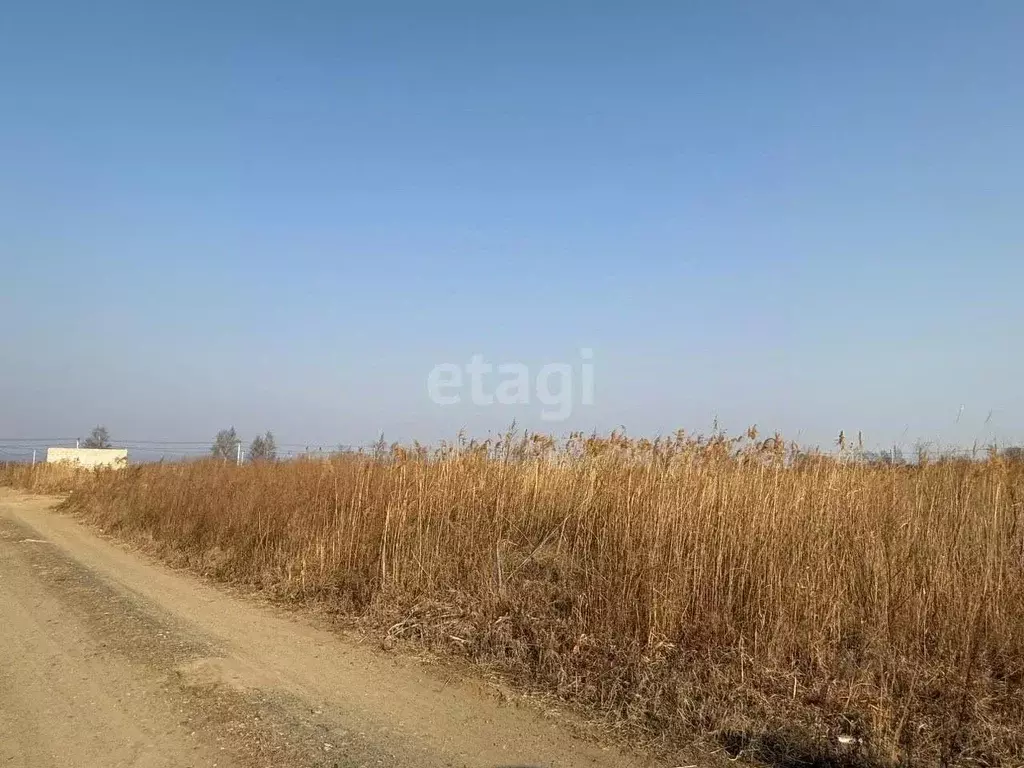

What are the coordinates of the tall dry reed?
(5, 432, 1023, 766)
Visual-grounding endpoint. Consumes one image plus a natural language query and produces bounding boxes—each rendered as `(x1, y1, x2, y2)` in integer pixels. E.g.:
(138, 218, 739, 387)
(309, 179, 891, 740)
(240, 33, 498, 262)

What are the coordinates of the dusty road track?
(0, 490, 655, 768)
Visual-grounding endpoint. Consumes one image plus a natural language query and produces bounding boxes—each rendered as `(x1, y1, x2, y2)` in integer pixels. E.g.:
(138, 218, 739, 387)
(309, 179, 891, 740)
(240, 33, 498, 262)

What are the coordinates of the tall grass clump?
(0, 460, 89, 494)
(4, 431, 1023, 766)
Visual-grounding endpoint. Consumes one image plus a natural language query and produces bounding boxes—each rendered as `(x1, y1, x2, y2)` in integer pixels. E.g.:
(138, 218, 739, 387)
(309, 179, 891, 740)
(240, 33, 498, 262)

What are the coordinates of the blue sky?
(2, 1, 1022, 456)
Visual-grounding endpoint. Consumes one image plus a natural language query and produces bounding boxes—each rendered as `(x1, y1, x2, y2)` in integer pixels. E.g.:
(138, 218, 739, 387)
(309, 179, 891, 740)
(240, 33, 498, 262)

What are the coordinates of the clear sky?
(2, 1, 1022, 457)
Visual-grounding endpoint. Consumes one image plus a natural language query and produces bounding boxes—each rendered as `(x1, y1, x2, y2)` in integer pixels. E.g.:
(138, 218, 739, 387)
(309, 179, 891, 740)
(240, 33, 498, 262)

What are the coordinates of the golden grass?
(4, 431, 1023, 766)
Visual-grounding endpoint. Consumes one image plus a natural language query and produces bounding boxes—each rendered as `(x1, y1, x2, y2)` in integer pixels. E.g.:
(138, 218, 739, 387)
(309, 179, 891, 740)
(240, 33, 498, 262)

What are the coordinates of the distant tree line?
(77, 424, 1024, 467)
(860, 445, 1024, 466)
(210, 427, 277, 462)
(864, 446, 907, 466)
(72, 425, 280, 464)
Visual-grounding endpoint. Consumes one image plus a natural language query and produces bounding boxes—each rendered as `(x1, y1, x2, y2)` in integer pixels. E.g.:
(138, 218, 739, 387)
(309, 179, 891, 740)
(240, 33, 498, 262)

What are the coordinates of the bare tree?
(247, 431, 277, 462)
(82, 425, 112, 449)
(211, 427, 240, 460)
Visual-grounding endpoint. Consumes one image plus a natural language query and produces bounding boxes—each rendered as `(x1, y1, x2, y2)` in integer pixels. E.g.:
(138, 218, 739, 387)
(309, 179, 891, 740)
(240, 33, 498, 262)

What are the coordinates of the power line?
(0, 438, 78, 443)
(0, 438, 371, 448)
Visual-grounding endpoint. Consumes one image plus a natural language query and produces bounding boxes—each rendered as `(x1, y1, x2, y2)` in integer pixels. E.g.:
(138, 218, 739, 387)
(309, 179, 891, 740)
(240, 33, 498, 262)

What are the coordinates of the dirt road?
(0, 490, 655, 768)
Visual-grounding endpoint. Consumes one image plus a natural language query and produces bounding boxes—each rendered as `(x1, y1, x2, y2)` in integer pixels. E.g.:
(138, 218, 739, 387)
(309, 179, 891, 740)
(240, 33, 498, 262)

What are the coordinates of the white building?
(46, 447, 128, 469)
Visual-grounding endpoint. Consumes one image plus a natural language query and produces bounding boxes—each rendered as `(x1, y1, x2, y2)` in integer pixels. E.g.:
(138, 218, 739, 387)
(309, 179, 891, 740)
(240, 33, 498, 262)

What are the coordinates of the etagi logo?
(427, 349, 594, 422)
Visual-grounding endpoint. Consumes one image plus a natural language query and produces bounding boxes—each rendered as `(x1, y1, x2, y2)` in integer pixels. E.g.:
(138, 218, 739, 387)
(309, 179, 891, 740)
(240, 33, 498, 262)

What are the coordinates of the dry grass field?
(5, 430, 1023, 767)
